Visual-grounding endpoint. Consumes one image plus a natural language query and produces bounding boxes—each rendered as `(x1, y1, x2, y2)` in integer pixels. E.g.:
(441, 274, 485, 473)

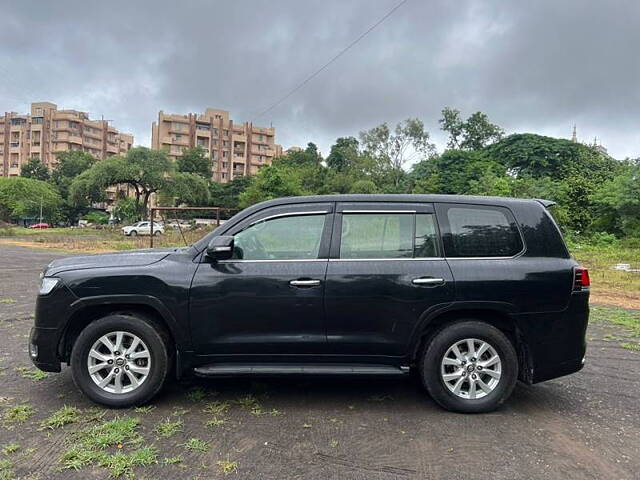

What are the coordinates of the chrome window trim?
(329, 257, 443, 262)
(248, 210, 328, 226)
(217, 258, 328, 264)
(342, 210, 416, 214)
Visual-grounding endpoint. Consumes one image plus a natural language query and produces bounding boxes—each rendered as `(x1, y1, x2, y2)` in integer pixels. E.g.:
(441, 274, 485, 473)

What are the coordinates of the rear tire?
(129, 230, 137, 237)
(420, 320, 518, 413)
(71, 314, 170, 407)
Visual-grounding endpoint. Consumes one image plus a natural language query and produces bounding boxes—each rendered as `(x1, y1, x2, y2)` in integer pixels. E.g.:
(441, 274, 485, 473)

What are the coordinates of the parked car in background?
(29, 223, 50, 229)
(121, 221, 164, 236)
(30, 194, 589, 413)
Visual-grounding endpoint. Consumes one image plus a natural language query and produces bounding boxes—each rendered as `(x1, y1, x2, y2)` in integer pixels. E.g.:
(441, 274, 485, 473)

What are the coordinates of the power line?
(252, 0, 409, 122)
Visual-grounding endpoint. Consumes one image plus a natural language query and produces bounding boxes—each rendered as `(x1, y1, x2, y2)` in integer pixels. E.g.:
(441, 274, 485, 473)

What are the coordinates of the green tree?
(20, 157, 50, 181)
(0, 177, 61, 222)
(239, 166, 305, 207)
(113, 197, 141, 223)
(70, 147, 173, 213)
(359, 119, 435, 188)
(162, 172, 210, 206)
(326, 137, 360, 172)
(349, 179, 379, 194)
(592, 164, 640, 236)
(177, 147, 211, 178)
(209, 175, 253, 209)
(439, 108, 504, 150)
(50, 151, 97, 223)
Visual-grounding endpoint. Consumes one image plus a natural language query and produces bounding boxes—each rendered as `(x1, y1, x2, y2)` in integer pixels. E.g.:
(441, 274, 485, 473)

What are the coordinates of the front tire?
(129, 230, 137, 237)
(71, 314, 170, 407)
(420, 320, 518, 413)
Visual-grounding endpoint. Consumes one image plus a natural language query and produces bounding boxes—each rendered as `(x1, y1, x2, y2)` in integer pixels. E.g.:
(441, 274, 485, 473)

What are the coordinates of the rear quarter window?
(439, 205, 524, 258)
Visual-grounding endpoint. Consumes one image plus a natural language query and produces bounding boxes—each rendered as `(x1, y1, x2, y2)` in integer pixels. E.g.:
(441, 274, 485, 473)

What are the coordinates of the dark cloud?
(1, 0, 638, 159)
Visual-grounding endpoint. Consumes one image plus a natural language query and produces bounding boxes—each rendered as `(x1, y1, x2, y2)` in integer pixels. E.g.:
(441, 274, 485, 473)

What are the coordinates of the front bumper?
(29, 326, 62, 372)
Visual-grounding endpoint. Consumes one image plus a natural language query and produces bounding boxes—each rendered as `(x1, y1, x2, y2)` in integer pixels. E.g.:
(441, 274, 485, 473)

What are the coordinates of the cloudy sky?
(1, 0, 639, 160)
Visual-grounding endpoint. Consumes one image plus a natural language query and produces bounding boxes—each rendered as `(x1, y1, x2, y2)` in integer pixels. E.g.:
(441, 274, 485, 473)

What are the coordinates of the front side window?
(232, 214, 326, 261)
(340, 213, 440, 259)
(445, 206, 523, 257)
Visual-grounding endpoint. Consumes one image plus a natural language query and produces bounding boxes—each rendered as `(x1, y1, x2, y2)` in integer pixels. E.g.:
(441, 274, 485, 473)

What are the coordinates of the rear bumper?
(29, 327, 61, 372)
(515, 291, 589, 383)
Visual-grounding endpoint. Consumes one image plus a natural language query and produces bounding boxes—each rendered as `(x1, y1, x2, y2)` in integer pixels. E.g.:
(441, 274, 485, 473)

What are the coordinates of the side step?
(193, 363, 409, 377)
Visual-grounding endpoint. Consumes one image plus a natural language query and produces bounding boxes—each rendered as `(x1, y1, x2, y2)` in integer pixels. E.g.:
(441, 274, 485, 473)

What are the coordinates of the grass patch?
(186, 387, 207, 402)
(0, 299, 16, 305)
(217, 458, 238, 475)
(133, 405, 155, 415)
(2, 444, 19, 455)
(205, 417, 225, 428)
(0, 459, 14, 480)
(15, 366, 49, 381)
(153, 418, 183, 438)
(203, 401, 231, 416)
(4, 405, 35, 423)
(181, 438, 208, 453)
(591, 306, 640, 336)
(59, 416, 158, 478)
(39, 405, 82, 430)
(591, 306, 640, 351)
(163, 456, 183, 465)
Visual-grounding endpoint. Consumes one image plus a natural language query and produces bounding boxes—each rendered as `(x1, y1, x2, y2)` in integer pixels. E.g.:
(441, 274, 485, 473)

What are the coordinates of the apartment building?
(0, 102, 133, 177)
(151, 108, 282, 183)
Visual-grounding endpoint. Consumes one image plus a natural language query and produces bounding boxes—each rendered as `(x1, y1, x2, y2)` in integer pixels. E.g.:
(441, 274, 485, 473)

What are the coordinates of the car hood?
(44, 247, 181, 276)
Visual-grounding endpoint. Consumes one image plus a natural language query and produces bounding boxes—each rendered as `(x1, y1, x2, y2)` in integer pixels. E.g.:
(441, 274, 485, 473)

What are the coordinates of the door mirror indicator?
(206, 236, 234, 261)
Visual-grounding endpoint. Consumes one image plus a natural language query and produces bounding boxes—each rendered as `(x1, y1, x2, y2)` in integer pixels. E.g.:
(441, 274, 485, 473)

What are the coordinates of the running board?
(193, 363, 409, 377)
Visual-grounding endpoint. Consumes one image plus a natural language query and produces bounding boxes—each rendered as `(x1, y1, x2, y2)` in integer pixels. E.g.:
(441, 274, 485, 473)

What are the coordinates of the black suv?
(30, 195, 589, 413)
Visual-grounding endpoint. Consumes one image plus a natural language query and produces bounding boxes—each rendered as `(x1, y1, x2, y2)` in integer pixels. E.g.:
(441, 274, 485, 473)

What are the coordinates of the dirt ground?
(1, 245, 639, 479)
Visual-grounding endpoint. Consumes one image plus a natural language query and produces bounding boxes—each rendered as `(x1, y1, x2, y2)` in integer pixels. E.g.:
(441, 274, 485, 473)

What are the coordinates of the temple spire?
(571, 124, 577, 142)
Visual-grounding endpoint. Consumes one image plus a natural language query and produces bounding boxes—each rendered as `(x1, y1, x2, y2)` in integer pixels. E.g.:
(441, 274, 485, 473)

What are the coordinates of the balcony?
(68, 135, 83, 144)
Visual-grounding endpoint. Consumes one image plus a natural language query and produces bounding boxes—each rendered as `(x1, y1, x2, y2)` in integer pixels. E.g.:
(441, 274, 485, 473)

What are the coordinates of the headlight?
(39, 277, 60, 295)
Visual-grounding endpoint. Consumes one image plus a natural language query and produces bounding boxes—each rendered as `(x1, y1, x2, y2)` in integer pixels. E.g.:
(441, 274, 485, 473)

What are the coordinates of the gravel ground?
(0, 245, 638, 480)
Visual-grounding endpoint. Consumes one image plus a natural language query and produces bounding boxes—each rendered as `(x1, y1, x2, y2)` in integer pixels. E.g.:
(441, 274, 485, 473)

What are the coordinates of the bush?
(82, 211, 109, 225)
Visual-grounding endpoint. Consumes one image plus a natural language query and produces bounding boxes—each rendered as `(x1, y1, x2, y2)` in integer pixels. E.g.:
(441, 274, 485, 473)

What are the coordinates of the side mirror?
(206, 236, 234, 261)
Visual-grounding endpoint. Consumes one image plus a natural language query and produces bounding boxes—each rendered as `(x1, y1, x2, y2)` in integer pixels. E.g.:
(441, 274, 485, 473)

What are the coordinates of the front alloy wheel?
(71, 314, 170, 407)
(87, 331, 151, 394)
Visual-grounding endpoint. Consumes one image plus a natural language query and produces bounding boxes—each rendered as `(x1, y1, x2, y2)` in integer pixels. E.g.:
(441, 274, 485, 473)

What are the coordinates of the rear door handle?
(289, 279, 321, 287)
(412, 277, 445, 286)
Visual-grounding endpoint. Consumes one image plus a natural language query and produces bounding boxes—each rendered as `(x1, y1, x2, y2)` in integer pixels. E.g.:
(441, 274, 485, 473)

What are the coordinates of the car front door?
(189, 203, 333, 356)
(323, 202, 455, 356)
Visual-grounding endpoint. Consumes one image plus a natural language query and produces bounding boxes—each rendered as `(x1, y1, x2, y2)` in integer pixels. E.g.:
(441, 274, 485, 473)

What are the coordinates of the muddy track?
(0, 245, 638, 479)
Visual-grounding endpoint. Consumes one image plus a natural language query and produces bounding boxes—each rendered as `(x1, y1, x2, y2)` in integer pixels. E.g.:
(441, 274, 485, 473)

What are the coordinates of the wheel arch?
(59, 295, 187, 373)
(410, 304, 533, 383)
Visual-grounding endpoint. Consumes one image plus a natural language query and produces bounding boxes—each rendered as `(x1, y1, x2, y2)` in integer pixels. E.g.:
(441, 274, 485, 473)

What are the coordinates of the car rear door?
(189, 202, 334, 355)
(323, 202, 454, 356)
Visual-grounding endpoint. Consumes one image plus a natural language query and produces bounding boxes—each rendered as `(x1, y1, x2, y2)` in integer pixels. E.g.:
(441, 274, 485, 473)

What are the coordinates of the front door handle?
(289, 279, 321, 287)
(412, 277, 445, 286)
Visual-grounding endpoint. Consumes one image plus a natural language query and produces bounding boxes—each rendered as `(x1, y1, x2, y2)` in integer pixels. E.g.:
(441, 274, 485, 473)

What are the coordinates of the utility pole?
(39, 195, 43, 225)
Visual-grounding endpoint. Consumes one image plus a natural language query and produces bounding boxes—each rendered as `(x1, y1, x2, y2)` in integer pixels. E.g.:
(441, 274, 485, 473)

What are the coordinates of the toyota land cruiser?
(29, 195, 589, 413)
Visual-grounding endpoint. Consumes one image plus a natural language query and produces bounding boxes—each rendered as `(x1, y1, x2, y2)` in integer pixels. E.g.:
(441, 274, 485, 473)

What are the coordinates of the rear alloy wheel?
(421, 320, 518, 413)
(71, 314, 170, 407)
(154, 230, 161, 236)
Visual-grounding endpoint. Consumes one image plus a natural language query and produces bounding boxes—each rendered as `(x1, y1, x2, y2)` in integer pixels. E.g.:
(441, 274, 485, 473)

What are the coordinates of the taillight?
(574, 267, 590, 291)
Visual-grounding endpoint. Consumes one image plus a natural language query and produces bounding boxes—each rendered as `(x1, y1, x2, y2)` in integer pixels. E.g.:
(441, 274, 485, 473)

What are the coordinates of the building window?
(32, 117, 44, 125)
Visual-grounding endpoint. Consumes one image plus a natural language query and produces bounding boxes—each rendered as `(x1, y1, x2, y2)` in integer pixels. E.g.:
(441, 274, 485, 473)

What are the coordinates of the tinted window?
(415, 214, 440, 257)
(340, 213, 440, 259)
(445, 206, 523, 257)
(233, 214, 326, 260)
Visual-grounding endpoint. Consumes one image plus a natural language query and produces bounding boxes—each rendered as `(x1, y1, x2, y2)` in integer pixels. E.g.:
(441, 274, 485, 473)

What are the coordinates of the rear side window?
(339, 213, 440, 259)
(443, 206, 523, 257)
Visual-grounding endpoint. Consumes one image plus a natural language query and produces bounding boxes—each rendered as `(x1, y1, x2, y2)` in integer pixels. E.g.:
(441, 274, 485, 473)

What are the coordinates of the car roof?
(245, 194, 547, 210)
